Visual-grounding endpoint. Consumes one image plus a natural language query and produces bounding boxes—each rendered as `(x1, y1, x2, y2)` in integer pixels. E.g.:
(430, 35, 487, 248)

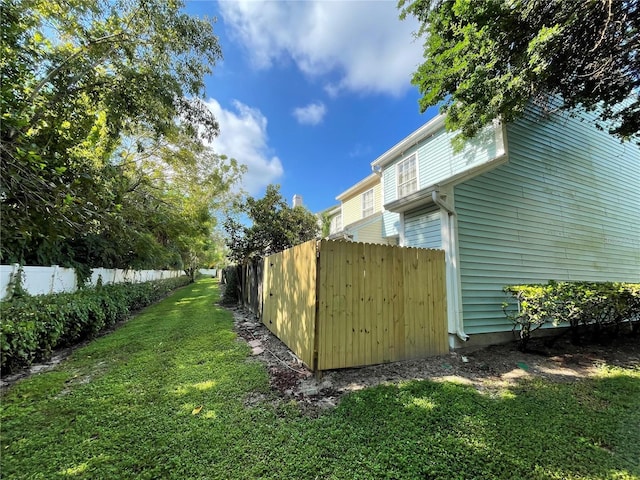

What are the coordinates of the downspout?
(432, 190, 469, 343)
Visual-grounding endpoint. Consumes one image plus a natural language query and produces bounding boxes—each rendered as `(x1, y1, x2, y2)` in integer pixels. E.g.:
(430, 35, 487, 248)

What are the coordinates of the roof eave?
(384, 185, 438, 213)
(371, 114, 446, 170)
(335, 173, 379, 201)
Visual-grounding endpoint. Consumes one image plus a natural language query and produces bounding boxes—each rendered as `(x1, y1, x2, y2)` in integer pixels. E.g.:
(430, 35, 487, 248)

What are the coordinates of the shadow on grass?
(307, 372, 640, 480)
(2, 277, 638, 479)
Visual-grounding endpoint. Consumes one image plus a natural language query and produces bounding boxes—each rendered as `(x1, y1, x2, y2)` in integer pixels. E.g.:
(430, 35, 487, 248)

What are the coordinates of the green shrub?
(0, 276, 191, 373)
(503, 281, 640, 350)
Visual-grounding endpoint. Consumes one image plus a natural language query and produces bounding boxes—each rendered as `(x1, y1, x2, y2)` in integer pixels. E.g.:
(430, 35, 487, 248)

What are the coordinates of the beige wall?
(341, 181, 383, 227)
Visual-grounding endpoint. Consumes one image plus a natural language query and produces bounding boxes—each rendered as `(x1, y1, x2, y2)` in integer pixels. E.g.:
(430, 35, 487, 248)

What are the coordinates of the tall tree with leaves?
(224, 185, 319, 264)
(1, 0, 223, 268)
(400, 0, 639, 143)
(63, 125, 245, 277)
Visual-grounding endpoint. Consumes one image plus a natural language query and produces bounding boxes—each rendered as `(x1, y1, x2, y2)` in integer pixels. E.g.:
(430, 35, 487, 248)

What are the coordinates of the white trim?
(361, 188, 374, 218)
(399, 214, 406, 246)
(432, 186, 467, 343)
(329, 210, 343, 234)
(371, 114, 446, 169)
(396, 153, 418, 199)
(383, 120, 509, 214)
(336, 173, 379, 201)
(380, 172, 385, 210)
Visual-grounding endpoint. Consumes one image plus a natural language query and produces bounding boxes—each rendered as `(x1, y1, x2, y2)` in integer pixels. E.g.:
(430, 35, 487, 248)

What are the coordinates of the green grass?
(2, 279, 639, 479)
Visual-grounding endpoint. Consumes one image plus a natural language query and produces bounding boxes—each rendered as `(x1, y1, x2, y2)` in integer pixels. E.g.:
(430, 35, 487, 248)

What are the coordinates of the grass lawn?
(1, 278, 639, 479)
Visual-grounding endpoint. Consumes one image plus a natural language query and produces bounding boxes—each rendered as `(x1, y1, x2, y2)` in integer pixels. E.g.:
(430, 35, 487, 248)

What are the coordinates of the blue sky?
(184, 0, 439, 213)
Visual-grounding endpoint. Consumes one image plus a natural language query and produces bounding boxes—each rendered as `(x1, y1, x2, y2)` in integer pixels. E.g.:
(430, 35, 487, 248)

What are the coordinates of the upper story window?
(361, 188, 374, 218)
(397, 154, 417, 198)
(330, 213, 342, 233)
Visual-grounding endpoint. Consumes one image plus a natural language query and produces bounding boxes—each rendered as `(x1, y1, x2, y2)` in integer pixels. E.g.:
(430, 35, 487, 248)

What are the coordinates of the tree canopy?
(224, 185, 319, 264)
(400, 0, 640, 142)
(1, 0, 238, 277)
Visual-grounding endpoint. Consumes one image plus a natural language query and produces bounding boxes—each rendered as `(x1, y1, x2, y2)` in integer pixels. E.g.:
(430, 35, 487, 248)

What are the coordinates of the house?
(321, 173, 397, 245)
(317, 204, 342, 238)
(333, 173, 397, 245)
(371, 103, 640, 348)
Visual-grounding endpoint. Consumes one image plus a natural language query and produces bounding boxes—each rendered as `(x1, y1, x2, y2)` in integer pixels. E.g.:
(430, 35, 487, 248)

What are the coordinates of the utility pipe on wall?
(432, 190, 469, 343)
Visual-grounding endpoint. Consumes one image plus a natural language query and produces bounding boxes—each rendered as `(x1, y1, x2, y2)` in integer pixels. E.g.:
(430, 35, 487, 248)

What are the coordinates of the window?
(330, 213, 342, 233)
(397, 154, 417, 198)
(361, 188, 374, 218)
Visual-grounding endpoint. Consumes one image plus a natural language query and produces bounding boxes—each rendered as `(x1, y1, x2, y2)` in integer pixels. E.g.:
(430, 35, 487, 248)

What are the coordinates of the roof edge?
(371, 114, 446, 170)
(335, 173, 379, 201)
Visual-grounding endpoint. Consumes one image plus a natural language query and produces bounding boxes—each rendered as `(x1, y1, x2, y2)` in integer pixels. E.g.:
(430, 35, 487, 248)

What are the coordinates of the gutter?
(431, 190, 469, 342)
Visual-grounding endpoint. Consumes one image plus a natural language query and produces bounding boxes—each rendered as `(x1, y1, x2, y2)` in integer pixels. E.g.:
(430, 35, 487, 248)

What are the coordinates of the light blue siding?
(404, 206, 441, 248)
(381, 121, 500, 238)
(455, 107, 640, 335)
(382, 210, 400, 238)
(418, 126, 499, 188)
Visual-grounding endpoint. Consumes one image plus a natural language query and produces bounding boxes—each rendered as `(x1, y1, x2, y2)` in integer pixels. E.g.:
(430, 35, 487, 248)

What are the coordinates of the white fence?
(198, 268, 218, 277)
(0, 264, 184, 301)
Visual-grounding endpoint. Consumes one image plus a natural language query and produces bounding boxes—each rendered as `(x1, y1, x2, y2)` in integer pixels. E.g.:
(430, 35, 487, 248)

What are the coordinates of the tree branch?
(26, 32, 127, 105)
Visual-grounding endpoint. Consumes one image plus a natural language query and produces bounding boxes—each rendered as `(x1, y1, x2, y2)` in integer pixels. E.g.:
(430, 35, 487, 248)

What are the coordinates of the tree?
(320, 212, 332, 238)
(80, 126, 245, 275)
(399, 0, 639, 143)
(1, 0, 228, 272)
(224, 185, 319, 263)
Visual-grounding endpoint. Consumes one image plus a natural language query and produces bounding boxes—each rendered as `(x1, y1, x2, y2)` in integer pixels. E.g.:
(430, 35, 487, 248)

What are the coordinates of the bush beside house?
(504, 281, 640, 349)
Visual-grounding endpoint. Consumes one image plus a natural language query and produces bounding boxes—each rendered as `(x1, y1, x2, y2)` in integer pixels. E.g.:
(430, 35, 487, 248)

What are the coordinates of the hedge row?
(0, 276, 192, 373)
(503, 281, 640, 349)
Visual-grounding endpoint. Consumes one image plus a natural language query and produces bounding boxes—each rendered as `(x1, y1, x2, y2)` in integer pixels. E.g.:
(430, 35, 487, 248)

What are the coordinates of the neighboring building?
(334, 173, 396, 245)
(320, 174, 397, 245)
(317, 204, 342, 238)
(292, 194, 304, 208)
(372, 104, 640, 348)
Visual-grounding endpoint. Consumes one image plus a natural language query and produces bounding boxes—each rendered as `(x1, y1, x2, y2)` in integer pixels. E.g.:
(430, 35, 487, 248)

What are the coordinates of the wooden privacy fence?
(261, 239, 448, 371)
(238, 258, 263, 317)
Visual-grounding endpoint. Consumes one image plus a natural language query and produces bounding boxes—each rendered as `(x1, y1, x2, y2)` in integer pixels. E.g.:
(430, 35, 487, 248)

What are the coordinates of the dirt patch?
(229, 305, 639, 412)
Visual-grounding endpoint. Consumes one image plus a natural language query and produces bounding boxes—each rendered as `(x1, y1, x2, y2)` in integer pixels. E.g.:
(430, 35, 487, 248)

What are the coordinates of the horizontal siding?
(380, 169, 400, 238)
(342, 182, 383, 226)
(381, 122, 499, 238)
(418, 125, 498, 188)
(373, 182, 383, 212)
(382, 124, 500, 206)
(382, 211, 400, 238)
(351, 217, 387, 244)
(404, 205, 441, 249)
(341, 194, 361, 227)
(455, 106, 640, 335)
(383, 145, 419, 204)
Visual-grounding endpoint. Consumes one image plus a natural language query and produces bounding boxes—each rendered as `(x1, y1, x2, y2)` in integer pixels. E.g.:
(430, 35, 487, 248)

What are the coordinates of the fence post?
(313, 241, 321, 374)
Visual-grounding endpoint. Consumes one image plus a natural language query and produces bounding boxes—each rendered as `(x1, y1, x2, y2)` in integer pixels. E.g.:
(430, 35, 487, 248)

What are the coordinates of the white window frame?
(331, 213, 342, 233)
(396, 153, 418, 198)
(361, 188, 374, 218)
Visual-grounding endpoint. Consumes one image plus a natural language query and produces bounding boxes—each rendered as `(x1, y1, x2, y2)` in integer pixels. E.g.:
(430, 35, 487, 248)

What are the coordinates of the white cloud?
(292, 101, 327, 125)
(219, 0, 423, 97)
(204, 99, 283, 195)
